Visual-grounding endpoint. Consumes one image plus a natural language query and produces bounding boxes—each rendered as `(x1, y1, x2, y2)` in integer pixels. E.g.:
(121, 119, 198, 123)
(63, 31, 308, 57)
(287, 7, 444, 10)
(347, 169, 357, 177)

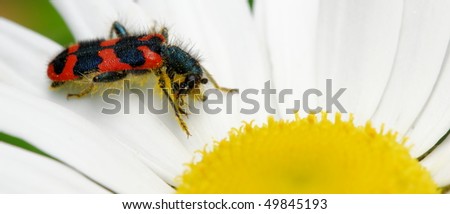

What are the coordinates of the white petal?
(0, 18, 62, 88)
(0, 84, 173, 193)
(407, 41, 450, 157)
(312, 0, 403, 124)
(197, 0, 273, 123)
(255, 0, 320, 119)
(0, 62, 37, 92)
(181, 91, 243, 153)
(0, 142, 108, 193)
(371, 0, 450, 136)
(51, 0, 152, 40)
(0, 18, 191, 184)
(421, 136, 450, 187)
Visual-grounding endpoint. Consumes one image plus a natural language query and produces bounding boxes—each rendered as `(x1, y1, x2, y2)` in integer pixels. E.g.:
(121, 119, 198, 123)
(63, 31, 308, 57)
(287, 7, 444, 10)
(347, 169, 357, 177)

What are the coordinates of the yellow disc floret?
(176, 113, 440, 193)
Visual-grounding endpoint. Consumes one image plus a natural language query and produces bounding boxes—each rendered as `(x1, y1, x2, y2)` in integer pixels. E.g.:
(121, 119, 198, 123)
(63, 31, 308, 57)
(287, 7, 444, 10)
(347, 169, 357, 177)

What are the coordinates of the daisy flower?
(0, 0, 449, 193)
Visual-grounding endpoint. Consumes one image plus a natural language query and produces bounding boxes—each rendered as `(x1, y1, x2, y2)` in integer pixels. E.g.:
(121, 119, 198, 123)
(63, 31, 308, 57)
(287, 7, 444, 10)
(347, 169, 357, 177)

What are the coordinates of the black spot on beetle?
(114, 38, 146, 67)
(73, 40, 103, 75)
(51, 49, 68, 75)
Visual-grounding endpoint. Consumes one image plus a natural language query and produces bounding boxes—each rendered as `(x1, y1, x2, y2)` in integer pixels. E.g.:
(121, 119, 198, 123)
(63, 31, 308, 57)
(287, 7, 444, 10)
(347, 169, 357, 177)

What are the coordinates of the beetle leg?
(201, 66, 238, 93)
(158, 76, 187, 116)
(109, 21, 129, 38)
(51, 81, 65, 88)
(67, 72, 127, 99)
(92, 71, 128, 83)
(159, 77, 191, 137)
(128, 69, 151, 75)
(67, 83, 94, 99)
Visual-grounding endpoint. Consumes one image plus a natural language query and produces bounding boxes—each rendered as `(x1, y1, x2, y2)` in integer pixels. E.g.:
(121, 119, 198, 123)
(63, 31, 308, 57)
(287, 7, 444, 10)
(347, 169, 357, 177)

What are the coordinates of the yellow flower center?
(176, 113, 440, 193)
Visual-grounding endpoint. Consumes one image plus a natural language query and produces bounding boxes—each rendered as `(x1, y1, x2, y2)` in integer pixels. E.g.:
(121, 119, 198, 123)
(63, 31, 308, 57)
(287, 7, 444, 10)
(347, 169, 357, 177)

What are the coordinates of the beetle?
(48, 21, 237, 136)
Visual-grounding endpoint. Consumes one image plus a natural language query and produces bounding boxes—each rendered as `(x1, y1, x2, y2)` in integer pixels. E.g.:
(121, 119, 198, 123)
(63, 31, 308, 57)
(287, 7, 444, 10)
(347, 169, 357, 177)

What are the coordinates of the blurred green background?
(0, 0, 74, 45)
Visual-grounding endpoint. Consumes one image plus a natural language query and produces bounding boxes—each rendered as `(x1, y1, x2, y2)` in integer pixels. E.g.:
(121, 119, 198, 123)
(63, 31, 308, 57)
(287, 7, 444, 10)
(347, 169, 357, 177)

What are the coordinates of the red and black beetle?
(48, 21, 236, 136)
